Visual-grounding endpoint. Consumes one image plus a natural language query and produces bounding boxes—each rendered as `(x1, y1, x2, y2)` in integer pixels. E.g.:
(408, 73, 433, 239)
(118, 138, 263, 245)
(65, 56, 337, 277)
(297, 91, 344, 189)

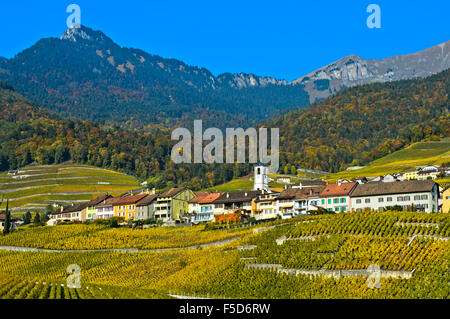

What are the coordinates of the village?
(5, 163, 439, 230)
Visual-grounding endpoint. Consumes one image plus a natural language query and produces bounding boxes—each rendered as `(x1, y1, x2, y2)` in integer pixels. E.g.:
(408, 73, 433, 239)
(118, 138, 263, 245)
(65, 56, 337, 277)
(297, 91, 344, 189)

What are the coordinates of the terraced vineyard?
(0, 164, 141, 213)
(324, 138, 450, 183)
(0, 212, 448, 299)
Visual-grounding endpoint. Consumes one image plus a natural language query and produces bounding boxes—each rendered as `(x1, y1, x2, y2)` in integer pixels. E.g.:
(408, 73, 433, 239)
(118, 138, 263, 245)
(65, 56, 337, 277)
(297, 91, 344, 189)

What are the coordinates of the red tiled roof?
(319, 182, 358, 197)
(198, 193, 221, 204)
(189, 192, 210, 204)
(114, 194, 149, 205)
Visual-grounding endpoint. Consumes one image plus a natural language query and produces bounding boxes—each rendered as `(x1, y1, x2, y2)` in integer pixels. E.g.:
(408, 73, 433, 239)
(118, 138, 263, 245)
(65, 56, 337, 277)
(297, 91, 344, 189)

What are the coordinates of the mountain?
(292, 41, 450, 103)
(0, 25, 308, 128)
(271, 69, 449, 173)
(1, 25, 447, 128)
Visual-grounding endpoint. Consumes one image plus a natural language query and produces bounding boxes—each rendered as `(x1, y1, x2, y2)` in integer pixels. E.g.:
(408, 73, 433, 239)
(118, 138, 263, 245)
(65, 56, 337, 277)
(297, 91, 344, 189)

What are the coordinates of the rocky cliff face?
(292, 40, 450, 103)
(217, 72, 287, 89)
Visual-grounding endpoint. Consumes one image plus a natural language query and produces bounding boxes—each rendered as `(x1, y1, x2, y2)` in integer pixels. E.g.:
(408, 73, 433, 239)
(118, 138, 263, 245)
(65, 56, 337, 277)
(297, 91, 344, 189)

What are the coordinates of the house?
(136, 194, 159, 220)
(213, 190, 262, 216)
(154, 188, 195, 222)
(213, 190, 262, 223)
(50, 202, 90, 222)
(95, 197, 121, 220)
(85, 195, 112, 220)
(276, 177, 291, 184)
(422, 165, 439, 172)
(113, 193, 149, 221)
(195, 193, 222, 223)
(318, 182, 358, 213)
(402, 169, 419, 180)
(442, 187, 450, 214)
(417, 168, 439, 180)
(0, 214, 18, 232)
(252, 191, 279, 221)
(350, 180, 439, 213)
(277, 185, 325, 218)
(188, 192, 210, 217)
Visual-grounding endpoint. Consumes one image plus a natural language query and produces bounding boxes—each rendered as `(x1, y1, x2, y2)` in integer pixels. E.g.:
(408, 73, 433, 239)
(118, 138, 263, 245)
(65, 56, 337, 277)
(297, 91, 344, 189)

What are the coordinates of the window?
(387, 197, 392, 202)
(378, 198, 384, 203)
(414, 195, 420, 200)
(333, 198, 339, 204)
(356, 199, 362, 204)
(341, 198, 346, 203)
(321, 199, 325, 205)
(328, 199, 331, 204)
(397, 197, 403, 202)
(404, 196, 410, 201)
(421, 195, 428, 200)
(365, 199, 370, 204)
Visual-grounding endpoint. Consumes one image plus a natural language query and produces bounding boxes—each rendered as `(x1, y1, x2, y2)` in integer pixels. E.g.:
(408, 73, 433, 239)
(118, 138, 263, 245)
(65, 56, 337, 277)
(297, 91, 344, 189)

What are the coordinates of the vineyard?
(0, 223, 251, 250)
(0, 212, 448, 299)
(0, 164, 141, 213)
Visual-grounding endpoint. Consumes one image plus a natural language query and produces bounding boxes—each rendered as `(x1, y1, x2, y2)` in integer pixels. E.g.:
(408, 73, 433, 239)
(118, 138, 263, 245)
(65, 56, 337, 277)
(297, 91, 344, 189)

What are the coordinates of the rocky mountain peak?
(292, 40, 450, 103)
(61, 24, 114, 46)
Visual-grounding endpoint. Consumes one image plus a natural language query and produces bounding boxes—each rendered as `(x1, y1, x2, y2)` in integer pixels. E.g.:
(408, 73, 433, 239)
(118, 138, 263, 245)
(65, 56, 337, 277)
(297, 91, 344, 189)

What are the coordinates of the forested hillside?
(273, 70, 449, 173)
(0, 82, 248, 190)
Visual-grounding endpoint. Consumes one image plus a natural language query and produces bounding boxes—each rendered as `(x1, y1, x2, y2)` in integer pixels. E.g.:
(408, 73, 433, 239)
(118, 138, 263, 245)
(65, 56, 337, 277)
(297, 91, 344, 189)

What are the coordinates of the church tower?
(254, 163, 268, 191)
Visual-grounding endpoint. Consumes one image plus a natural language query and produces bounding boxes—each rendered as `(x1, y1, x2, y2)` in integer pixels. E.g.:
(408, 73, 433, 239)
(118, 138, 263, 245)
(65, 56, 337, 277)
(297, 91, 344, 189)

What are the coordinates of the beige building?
(50, 202, 89, 223)
(253, 192, 279, 221)
(154, 188, 195, 222)
(402, 169, 419, 180)
(442, 187, 450, 214)
(350, 180, 439, 213)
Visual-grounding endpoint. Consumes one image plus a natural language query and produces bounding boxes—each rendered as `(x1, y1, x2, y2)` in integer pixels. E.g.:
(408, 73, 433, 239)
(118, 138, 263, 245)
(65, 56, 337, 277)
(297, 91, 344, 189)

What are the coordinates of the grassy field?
(0, 212, 448, 299)
(0, 164, 141, 213)
(324, 138, 450, 182)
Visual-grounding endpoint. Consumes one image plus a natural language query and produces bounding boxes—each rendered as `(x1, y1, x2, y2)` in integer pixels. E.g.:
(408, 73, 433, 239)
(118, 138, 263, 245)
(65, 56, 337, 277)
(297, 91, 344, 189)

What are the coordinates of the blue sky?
(0, 0, 448, 81)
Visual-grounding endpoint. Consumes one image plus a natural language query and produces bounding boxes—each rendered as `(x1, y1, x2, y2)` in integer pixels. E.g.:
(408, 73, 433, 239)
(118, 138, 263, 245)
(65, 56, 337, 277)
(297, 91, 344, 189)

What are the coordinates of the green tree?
(23, 211, 32, 225)
(3, 200, 11, 235)
(33, 213, 41, 224)
(290, 165, 297, 176)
